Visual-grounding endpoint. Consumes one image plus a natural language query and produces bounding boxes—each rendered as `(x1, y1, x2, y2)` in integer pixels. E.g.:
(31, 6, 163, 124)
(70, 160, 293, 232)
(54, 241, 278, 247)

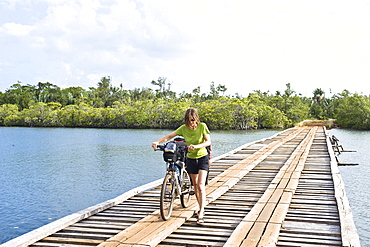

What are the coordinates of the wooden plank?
(278, 235, 342, 245)
(270, 203, 290, 224)
(224, 127, 316, 247)
(174, 227, 233, 236)
(51, 231, 113, 239)
(1, 179, 164, 247)
(63, 226, 121, 234)
(257, 203, 276, 223)
(38, 236, 103, 245)
(72, 222, 129, 229)
(279, 227, 341, 237)
(268, 188, 284, 203)
(240, 222, 265, 247)
(32, 243, 89, 247)
(258, 223, 281, 246)
(223, 221, 254, 247)
(160, 238, 225, 247)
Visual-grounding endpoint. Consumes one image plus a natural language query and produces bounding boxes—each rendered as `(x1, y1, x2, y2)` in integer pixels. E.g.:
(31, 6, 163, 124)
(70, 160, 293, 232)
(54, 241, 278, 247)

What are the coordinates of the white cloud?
(0, 0, 370, 97)
(1, 22, 35, 36)
(63, 63, 72, 76)
(87, 73, 103, 84)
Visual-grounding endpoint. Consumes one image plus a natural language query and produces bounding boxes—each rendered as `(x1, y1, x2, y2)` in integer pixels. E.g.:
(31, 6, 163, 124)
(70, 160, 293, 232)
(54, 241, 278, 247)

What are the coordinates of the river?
(327, 128, 370, 246)
(0, 127, 368, 246)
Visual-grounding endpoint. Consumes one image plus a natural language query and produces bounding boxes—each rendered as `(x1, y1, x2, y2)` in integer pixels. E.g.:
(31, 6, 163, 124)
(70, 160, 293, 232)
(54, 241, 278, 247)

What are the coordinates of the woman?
(152, 108, 211, 225)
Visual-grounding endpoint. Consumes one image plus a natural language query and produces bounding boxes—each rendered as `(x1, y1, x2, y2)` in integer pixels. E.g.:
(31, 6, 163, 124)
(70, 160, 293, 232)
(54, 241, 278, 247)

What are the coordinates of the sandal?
(196, 217, 205, 225)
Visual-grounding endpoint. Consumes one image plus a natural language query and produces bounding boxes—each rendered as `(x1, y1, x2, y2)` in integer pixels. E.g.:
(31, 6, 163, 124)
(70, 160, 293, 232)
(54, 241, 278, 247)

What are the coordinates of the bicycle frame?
(157, 143, 192, 220)
(165, 161, 184, 196)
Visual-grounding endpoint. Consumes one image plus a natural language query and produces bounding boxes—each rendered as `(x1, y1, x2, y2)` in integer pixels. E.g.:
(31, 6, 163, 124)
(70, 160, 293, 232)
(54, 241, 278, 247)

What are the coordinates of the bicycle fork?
(169, 172, 181, 197)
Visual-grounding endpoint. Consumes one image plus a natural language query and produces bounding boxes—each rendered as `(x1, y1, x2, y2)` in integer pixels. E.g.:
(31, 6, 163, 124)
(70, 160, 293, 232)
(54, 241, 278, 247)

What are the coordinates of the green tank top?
(175, 122, 210, 159)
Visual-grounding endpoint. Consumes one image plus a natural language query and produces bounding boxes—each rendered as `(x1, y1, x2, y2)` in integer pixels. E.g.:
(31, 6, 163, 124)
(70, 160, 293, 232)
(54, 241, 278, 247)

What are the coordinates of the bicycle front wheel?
(180, 169, 193, 208)
(160, 173, 175, 220)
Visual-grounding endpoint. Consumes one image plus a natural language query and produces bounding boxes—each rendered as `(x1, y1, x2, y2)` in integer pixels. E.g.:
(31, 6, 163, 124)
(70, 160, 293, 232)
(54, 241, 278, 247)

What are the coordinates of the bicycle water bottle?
(175, 164, 181, 184)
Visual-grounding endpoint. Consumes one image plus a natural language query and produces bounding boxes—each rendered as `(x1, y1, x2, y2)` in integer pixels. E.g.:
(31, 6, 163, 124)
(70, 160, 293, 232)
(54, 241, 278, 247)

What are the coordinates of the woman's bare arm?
(188, 134, 211, 150)
(151, 132, 177, 150)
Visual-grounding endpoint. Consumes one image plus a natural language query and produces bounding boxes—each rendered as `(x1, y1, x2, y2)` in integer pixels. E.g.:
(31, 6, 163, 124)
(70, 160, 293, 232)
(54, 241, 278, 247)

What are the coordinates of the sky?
(0, 0, 370, 97)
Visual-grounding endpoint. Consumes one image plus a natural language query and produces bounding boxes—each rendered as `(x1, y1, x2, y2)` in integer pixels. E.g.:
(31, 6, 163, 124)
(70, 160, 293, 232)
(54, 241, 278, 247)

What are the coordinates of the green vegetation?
(0, 77, 369, 130)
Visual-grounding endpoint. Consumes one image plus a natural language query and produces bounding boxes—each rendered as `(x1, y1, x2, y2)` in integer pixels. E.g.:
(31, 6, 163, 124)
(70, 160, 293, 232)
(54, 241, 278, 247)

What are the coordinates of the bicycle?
(156, 138, 193, 220)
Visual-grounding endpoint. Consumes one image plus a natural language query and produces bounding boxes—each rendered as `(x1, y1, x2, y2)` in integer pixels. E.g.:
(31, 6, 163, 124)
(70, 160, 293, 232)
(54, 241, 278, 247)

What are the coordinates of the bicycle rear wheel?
(180, 169, 192, 208)
(160, 173, 175, 220)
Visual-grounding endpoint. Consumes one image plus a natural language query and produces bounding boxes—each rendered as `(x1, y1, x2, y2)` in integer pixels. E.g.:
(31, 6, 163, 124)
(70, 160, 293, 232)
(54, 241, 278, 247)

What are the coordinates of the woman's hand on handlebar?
(151, 132, 177, 151)
(188, 144, 195, 151)
(152, 142, 159, 150)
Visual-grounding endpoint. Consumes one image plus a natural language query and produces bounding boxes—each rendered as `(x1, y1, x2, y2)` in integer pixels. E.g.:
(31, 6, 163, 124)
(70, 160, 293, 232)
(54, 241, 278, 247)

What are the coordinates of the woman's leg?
(196, 169, 208, 218)
(190, 169, 208, 218)
(190, 173, 200, 204)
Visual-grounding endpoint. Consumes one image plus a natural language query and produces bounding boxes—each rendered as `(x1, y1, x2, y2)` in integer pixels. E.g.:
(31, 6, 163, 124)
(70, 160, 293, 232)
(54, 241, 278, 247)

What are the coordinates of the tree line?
(0, 76, 369, 130)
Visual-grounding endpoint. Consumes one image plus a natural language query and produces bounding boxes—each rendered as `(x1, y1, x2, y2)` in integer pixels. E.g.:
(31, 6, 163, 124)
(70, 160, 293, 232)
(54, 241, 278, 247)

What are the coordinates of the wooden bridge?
(1, 126, 360, 247)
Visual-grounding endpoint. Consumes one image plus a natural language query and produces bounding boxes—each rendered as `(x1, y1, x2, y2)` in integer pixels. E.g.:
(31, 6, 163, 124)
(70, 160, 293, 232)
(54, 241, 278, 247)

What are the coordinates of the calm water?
(0, 127, 278, 244)
(0, 127, 368, 246)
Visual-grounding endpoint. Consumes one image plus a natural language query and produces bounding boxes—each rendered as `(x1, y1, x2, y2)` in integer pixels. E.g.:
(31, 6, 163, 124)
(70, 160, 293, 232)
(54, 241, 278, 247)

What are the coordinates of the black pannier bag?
(163, 142, 177, 162)
(163, 137, 187, 162)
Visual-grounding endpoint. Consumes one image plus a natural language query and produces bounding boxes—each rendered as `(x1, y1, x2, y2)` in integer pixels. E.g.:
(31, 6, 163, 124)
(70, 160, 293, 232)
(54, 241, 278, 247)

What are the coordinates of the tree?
(60, 86, 87, 105)
(97, 76, 113, 107)
(284, 83, 295, 98)
(7, 77, 370, 129)
(310, 88, 327, 119)
(334, 93, 370, 129)
(151, 77, 176, 98)
(216, 84, 227, 96)
(151, 77, 166, 93)
(208, 82, 227, 99)
(34, 82, 61, 103)
(0, 104, 18, 126)
(313, 88, 325, 104)
(4, 82, 35, 110)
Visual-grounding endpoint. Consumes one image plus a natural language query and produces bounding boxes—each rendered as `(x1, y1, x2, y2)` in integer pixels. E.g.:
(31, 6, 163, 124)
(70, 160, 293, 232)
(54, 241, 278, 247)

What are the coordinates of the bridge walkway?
(2, 126, 359, 247)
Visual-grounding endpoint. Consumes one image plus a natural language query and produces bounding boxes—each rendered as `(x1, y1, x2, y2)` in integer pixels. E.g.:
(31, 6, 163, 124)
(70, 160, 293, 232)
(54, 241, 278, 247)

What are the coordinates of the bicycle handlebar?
(155, 144, 188, 152)
(156, 145, 165, 151)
